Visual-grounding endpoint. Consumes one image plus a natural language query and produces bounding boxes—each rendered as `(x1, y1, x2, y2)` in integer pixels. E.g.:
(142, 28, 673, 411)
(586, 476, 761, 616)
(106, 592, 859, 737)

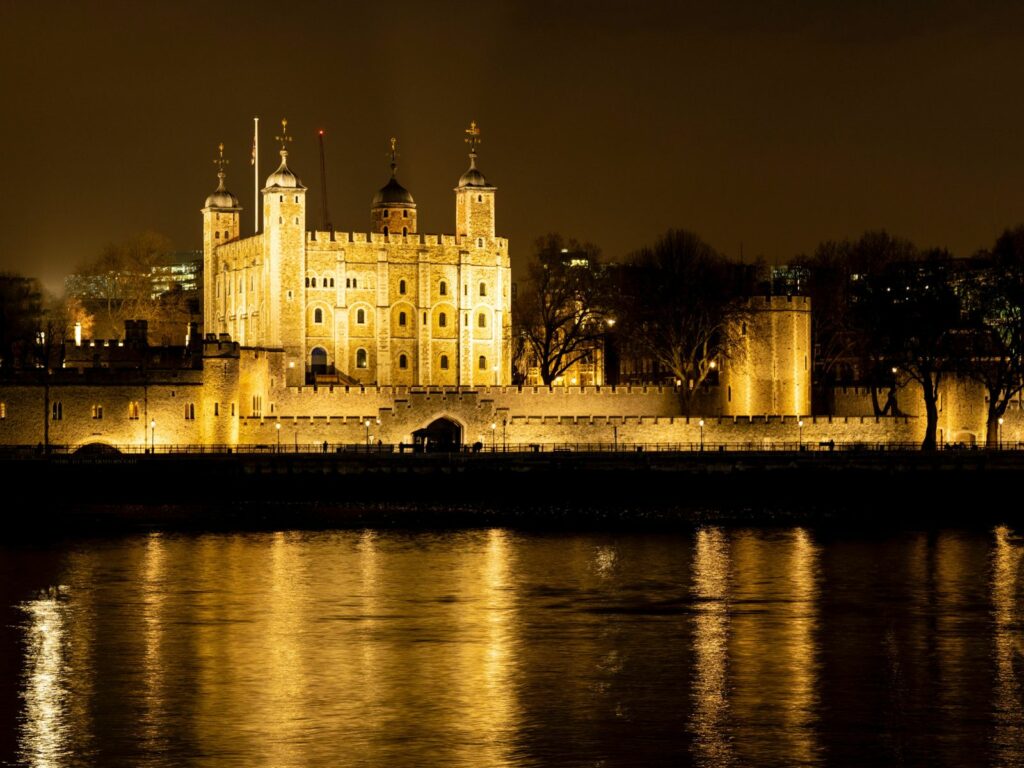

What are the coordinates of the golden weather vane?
(276, 118, 292, 152)
(213, 142, 229, 171)
(389, 136, 399, 166)
(464, 120, 481, 154)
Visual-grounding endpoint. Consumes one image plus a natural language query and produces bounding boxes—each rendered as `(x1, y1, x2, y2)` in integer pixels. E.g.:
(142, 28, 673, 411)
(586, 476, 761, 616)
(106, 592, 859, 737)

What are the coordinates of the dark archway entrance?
(412, 417, 462, 452)
(310, 347, 328, 376)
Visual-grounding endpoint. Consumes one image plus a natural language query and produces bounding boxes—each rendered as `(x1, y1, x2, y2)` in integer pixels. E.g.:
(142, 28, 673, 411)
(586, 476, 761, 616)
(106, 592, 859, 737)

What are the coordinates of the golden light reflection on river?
(690, 526, 733, 767)
(8, 528, 1023, 767)
(992, 526, 1024, 765)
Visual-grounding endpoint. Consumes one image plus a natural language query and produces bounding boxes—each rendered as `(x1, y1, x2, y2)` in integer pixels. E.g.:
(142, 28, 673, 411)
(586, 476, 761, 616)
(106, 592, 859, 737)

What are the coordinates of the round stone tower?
(371, 138, 416, 237)
(201, 142, 241, 339)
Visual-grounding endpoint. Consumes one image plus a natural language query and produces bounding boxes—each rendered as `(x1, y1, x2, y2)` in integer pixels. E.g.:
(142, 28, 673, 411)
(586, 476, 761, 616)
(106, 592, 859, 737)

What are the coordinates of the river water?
(1, 527, 1022, 767)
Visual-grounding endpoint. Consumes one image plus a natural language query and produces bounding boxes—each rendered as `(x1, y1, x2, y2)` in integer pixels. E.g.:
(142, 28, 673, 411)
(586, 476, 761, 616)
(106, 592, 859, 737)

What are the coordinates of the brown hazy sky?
(3, 0, 1024, 291)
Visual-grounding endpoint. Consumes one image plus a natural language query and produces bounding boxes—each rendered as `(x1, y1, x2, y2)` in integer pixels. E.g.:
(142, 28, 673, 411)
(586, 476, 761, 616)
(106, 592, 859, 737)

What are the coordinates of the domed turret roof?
(457, 163, 490, 188)
(373, 175, 415, 206)
(204, 143, 241, 209)
(372, 138, 415, 207)
(457, 121, 493, 188)
(265, 153, 303, 189)
(205, 175, 240, 209)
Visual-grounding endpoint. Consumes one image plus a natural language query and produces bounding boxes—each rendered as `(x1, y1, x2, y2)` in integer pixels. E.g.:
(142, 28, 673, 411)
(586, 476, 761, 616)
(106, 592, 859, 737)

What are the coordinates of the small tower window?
(51, 402, 62, 421)
(184, 403, 195, 420)
(439, 312, 447, 328)
(311, 277, 317, 288)
(403, 209, 408, 218)
(399, 311, 407, 326)
(356, 348, 368, 368)
(383, 226, 389, 236)
(91, 404, 103, 420)
(741, 322, 747, 335)
(294, 195, 299, 203)
(224, 230, 230, 239)
(479, 355, 487, 370)
(352, 278, 357, 288)
(314, 308, 323, 324)
(399, 354, 408, 369)
(477, 238, 483, 248)
(215, 231, 220, 239)
(478, 194, 483, 203)
(330, 278, 335, 287)
(478, 313, 487, 328)
(305, 277, 310, 287)
(439, 280, 447, 296)
(440, 355, 449, 370)
(128, 401, 139, 420)
(357, 308, 366, 324)
(479, 282, 487, 297)
(402, 227, 408, 236)
(383, 210, 389, 218)
(399, 279, 406, 294)
(280, 195, 284, 202)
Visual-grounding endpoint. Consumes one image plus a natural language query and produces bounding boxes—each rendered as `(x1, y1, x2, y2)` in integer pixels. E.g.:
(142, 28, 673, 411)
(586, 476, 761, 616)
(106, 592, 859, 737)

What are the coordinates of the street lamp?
(150, 419, 155, 453)
(490, 422, 496, 452)
(502, 417, 507, 452)
(275, 421, 281, 452)
(798, 419, 804, 450)
(364, 419, 371, 451)
(998, 416, 1004, 450)
(699, 419, 705, 451)
(493, 364, 499, 386)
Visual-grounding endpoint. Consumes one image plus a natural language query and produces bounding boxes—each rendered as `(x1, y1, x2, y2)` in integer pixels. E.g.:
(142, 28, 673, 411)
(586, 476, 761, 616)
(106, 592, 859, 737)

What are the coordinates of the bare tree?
(614, 229, 747, 415)
(513, 234, 609, 385)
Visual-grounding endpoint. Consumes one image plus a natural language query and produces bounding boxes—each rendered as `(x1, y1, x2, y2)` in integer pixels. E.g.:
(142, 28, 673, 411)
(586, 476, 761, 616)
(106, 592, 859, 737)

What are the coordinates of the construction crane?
(317, 129, 333, 232)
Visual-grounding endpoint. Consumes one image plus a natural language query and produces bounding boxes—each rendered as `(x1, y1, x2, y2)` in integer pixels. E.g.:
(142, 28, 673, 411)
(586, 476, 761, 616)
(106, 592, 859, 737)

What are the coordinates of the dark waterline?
(2, 526, 1022, 767)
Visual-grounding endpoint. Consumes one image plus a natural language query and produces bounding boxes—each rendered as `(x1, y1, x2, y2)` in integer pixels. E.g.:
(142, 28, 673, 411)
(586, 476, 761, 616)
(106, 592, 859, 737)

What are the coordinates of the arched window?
(399, 354, 408, 369)
(305, 277, 310, 287)
(479, 282, 486, 297)
(438, 312, 447, 328)
(330, 278, 335, 287)
(91, 404, 103, 420)
(440, 355, 449, 370)
(383, 210, 389, 218)
(478, 355, 487, 370)
(311, 277, 317, 288)
(477, 238, 483, 248)
(184, 403, 195, 420)
(314, 308, 323, 324)
(51, 402, 62, 421)
(128, 401, 139, 420)
(403, 209, 409, 218)
(356, 348, 368, 368)
(439, 280, 447, 296)
(357, 308, 366, 324)
(399, 279, 406, 294)
(478, 313, 487, 328)
(398, 311, 407, 326)
(477, 194, 483, 203)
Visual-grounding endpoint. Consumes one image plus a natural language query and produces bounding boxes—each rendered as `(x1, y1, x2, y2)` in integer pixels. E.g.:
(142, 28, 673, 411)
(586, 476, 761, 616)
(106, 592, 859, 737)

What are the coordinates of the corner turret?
(454, 121, 496, 244)
(202, 143, 242, 337)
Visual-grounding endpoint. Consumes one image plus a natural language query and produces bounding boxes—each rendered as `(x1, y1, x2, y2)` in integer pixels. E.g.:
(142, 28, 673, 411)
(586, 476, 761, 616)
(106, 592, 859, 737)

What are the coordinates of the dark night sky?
(3, 0, 1024, 291)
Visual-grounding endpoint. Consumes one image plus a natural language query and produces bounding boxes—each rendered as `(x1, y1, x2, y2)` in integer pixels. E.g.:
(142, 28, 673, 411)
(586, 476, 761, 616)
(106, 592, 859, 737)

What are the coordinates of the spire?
(389, 137, 399, 177)
(275, 118, 293, 159)
(464, 120, 481, 169)
(213, 142, 229, 190)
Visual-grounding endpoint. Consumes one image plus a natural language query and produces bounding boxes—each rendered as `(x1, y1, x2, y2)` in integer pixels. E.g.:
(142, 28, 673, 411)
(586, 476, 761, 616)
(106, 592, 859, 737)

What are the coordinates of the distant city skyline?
(4, 0, 1024, 292)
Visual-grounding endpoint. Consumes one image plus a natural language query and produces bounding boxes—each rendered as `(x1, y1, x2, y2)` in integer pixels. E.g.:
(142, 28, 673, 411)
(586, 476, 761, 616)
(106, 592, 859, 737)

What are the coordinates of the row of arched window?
(300, 277, 491, 298)
(313, 307, 493, 328)
(340, 350, 489, 372)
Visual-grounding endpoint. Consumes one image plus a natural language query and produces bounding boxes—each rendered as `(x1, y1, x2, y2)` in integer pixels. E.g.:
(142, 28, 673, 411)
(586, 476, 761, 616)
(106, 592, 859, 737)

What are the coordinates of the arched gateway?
(412, 417, 462, 452)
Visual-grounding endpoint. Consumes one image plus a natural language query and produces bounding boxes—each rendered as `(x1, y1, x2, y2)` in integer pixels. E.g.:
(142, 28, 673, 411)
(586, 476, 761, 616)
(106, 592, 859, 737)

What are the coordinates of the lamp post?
(493, 364, 499, 386)
(798, 419, 804, 450)
(699, 419, 705, 451)
(275, 422, 281, 453)
(364, 419, 371, 451)
(490, 422, 496, 452)
(150, 419, 155, 453)
(998, 416, 1004, 450)
(502, 417, 507, 452)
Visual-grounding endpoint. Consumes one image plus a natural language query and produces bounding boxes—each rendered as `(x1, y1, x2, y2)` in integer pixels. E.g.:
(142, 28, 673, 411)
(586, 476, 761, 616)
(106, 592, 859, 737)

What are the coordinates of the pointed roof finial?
(213, 142, 229, 189)
(276, 118, 293, 156)
(389, 137, 399, 177)
(464, 120, 481, 168)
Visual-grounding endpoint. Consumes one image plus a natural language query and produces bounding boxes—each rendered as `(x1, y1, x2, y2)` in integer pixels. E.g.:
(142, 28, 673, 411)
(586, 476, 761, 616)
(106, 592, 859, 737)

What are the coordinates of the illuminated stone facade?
(203, 123, 510, 388)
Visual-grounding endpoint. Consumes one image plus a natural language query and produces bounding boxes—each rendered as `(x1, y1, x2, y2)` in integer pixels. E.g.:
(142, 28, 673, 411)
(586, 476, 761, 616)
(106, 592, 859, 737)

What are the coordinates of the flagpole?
(253, 116, 259, 233)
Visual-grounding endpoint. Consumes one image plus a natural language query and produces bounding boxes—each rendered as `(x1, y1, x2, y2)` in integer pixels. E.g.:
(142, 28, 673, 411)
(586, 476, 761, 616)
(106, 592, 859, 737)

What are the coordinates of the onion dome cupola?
(264, 118, 306, 190)
(372, 137, 417, 236)
(204, 143, 241, 210)
(454, 120, 496, 242)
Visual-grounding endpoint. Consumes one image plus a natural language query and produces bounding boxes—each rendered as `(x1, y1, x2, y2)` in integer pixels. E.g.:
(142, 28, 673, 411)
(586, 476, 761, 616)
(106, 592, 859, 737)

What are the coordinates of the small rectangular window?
(0, 402, 5, 419)
(92, 404, 103, 420)
(214, 402, 220, 416)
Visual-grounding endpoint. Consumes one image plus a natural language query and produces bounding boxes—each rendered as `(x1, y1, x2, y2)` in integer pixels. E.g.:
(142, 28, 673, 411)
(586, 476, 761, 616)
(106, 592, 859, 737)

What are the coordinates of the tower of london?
(203, 120, 511, 388)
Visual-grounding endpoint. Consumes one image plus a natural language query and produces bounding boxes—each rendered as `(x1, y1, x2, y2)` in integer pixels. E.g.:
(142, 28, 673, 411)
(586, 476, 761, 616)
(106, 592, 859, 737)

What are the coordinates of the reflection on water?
(5, 527, 1024, 767)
